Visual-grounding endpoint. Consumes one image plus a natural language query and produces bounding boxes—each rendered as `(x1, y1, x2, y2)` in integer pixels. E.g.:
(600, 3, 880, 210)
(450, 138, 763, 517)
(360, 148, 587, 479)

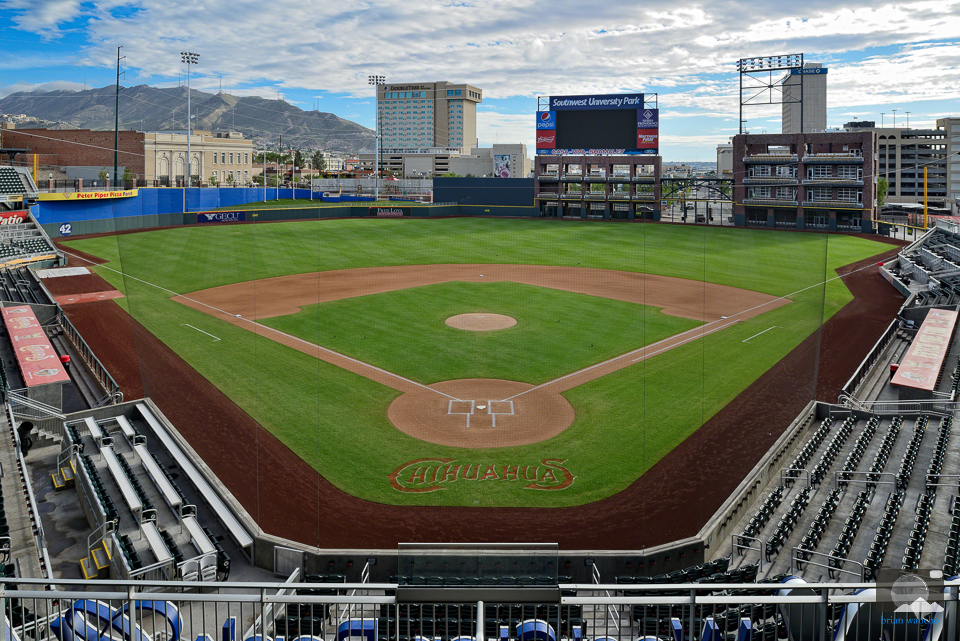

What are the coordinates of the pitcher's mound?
(387, 378, 574, 448)
(446, 313, 517, 331)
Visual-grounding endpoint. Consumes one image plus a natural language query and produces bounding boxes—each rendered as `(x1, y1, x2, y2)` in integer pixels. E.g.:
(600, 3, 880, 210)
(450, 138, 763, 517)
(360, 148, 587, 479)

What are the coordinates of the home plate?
(477, 404, 486, 409)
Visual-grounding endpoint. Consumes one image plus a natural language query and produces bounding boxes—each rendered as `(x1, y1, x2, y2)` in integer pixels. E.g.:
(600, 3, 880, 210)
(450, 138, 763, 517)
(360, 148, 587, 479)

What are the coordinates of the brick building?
(732, 131, 877, 232)
(0, 126, 253, 186)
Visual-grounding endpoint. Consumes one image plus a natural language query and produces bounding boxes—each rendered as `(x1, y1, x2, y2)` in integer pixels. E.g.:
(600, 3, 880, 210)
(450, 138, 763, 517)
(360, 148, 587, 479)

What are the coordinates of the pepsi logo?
(540, 112, 551, 121)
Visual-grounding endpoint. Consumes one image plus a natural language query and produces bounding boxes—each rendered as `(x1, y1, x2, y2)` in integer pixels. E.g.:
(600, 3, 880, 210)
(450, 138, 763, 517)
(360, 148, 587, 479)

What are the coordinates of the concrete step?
(80, 556, 99, 580)
(92, 542, 111, 571)
(60, 463, 75, 487)
(51, 472, 66, 491)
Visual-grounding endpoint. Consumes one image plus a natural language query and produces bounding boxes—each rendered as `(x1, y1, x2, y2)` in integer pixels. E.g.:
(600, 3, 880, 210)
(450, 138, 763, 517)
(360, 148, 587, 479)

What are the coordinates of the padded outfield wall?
(33, 186, 538, 237)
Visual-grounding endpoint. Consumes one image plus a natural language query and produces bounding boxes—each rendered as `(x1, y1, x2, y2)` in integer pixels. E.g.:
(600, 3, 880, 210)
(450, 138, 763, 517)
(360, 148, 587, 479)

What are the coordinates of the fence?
(0, 577, 955, 641)
(839, 318, 900, 401)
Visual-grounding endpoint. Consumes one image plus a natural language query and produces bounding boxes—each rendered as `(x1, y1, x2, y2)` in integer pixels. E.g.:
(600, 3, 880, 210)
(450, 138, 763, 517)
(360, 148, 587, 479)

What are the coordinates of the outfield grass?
(62, 218, 893, 507)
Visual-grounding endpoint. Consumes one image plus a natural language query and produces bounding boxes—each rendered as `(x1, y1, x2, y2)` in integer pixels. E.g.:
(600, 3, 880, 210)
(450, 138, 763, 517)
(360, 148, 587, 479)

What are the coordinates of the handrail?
(58, 312, 122, 404)
(839, 317, 900, 399)
(5, 390, 65, 420)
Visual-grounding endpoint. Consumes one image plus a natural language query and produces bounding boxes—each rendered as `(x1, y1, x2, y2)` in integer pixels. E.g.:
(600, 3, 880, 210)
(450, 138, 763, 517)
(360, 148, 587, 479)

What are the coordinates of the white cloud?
(1, 0, 83, 36)
(0, 79, 86, 98)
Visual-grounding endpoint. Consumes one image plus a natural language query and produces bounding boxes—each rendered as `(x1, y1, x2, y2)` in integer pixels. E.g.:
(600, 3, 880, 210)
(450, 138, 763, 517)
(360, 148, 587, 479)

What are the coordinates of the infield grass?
(61, 218, 896, 506)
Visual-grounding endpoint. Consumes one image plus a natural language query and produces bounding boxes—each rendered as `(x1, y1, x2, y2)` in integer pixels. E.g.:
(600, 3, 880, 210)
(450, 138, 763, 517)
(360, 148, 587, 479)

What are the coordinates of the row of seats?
(65, 424, 83, 452)
(810, 416, 855, 486)
(837, 417, 879, 486)
(80, 454, 120, 525)
(864, 491, 904, 580)
(943, 505, 960, 576)
(117, 533, 143, 570)
(159, 528, 185, 565)
(796, 488, 842, 561)
(766, 488, 812, 560)
(787, 417, 833, 473)
(616, 557, 731, 585)
(148, 450, 188, 504)
(895, 416, 927, 490)
(829, 491, 871, 572)
(925, 416, 952, 492)
(116, 452, 154, 512)
(200, 522, 231, 579)
(739, 486, 786, 540)
(866, 417, 903, 488)
(903, 493, 934, 571)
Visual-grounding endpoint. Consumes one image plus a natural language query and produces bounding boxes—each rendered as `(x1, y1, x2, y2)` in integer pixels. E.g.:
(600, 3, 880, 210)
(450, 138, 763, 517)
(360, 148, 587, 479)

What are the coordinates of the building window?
(776, 165, 795, 178)
(229, 153, 234, 164)
(751, 187, 770, 198)
(808, 165, 831, 179)
(751, 165, 771, 177)
(244, 153, 249, 164)
(837, 165, 861, 180)
(776, 187, 794, 200)
(837, 188, 860, 203)
(221, 153, 226, 164)
(213, 154, 217, 164)
(810, 187, 831, 201)
(244, 171, 249, 182)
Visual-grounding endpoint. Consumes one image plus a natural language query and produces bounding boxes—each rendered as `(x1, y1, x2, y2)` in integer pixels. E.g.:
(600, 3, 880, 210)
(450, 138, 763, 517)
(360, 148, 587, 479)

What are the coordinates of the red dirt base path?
(59, 243, 905, 550)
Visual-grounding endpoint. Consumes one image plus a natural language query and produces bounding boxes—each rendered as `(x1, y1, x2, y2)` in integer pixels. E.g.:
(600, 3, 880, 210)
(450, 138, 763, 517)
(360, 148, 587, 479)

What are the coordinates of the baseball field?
(57, 217, 897, 517)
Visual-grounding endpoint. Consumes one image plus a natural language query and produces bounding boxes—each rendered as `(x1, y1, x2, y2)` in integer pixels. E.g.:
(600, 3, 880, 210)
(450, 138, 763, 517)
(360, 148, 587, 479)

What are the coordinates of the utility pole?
(114, 46, 124, 188)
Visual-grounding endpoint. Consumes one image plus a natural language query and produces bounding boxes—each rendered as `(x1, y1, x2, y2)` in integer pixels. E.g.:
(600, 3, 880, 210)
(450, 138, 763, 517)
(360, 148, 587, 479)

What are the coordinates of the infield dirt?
(54, 240, 905, 550)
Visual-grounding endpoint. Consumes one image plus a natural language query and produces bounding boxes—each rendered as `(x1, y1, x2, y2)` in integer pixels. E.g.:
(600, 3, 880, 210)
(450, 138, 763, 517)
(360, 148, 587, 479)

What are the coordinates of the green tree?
(312, 151, 326, 172)
(294, 149, 305, 170)
(122, 168, 134, 184)
(97, 167, 109, 184)
(878, 177, 889, 208)
(210, 173, 219, 186)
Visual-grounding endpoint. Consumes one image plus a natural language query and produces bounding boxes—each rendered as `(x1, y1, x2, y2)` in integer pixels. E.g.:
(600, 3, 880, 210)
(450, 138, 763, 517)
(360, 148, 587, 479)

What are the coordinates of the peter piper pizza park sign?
(389, 458, 575, 493)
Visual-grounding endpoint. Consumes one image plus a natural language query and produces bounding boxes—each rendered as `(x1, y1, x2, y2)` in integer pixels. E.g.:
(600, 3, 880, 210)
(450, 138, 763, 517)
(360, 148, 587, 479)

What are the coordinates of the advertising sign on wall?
(637, 108, 659, 129)
(1, 306, 71, 386)
(369, 206, 412, 217)
(494, 155, 512, 178)
(636, 129, 659, 151)
(549, 93, 644, 111)
(197, 211, 247, 224)
(536, 111, 556, 130)
(37, 189, 138, 201)
(536, 131, 557, 150)
(891, 309, 958, 391)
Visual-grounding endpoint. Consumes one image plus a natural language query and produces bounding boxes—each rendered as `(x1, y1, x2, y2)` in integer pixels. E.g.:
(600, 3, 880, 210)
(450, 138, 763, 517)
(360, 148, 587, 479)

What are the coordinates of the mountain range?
(0, 85, 375, 154)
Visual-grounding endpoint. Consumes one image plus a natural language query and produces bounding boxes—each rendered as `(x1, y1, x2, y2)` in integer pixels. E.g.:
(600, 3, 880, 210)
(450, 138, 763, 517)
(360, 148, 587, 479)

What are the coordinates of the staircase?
(51, 446, 78, 491)
(80, 522, 114, 580)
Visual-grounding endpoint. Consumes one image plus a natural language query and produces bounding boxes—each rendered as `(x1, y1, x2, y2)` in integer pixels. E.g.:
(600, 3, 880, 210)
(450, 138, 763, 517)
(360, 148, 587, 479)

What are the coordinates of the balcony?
(537, 172, 559, 182)
(584, 192, 608, 200)
(743, 177, 798, 185)
(801, 178, 863, 186)
(535, 192, 559, 200)
(608, 192, 632, 201)
(561, 192, 583, 200)
(803, 199, 863, 210)
(609, 173, 632, 183)
(742, 197, 798, 206)
(585, 173, 607, 182)
(801, 153, 863, 164)
(633, 193, 657, 201)
(561, 174, 584, 182)
(634, 175, 657, 183)
(744, 154, 797, 164)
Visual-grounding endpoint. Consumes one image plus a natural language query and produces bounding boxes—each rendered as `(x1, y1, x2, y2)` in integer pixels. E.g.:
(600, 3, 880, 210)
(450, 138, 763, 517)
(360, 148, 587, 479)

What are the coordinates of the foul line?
(742, 326, 778, 343)
(181, 324, 221, 341)
(60, 248, 462, 402)
(59, 247, 895, 402)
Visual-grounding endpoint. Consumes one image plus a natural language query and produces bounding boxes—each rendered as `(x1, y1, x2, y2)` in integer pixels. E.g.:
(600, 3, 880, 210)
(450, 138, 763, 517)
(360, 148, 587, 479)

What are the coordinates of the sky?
(1, 0, 959, 161)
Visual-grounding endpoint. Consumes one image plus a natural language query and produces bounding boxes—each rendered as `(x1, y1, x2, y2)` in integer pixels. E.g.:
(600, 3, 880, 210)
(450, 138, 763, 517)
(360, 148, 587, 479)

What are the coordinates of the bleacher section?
(58, 403, 245, 582)
(889, 223, 960, 309)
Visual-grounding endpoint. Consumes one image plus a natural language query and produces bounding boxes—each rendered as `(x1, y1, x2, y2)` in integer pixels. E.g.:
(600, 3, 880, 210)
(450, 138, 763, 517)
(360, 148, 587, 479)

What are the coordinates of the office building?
(376, 82, 482, 153)
(854, 121, 951, 211)
(448, 144, 529, 177)
(781, 64, 827, 134)
(732, 131, 876, 231)
(940, 117, 960, 212)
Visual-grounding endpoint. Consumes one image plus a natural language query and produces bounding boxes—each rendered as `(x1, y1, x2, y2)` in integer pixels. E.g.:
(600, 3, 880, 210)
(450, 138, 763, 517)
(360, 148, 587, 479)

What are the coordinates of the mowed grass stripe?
(258, 281, 702, 385)
(60, 219, 895, 507)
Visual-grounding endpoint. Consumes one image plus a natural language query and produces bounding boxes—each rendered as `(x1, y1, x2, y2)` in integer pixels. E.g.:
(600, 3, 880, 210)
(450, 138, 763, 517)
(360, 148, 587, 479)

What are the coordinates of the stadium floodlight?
(180, 52, 200, 190)
(368, 75, 385, 203)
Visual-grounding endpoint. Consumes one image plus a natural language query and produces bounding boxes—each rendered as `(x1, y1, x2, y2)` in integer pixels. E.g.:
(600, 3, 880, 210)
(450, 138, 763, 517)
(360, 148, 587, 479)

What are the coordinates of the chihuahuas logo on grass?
(389, 458, 575, 492)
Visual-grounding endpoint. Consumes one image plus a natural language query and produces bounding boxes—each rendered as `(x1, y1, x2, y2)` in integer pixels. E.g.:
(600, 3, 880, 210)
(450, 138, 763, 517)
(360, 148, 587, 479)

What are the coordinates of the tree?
(878, 177, 889, 208)
(293, 150, 305, 170)
(312, 151, 326, 173)
(210, 173, 219, 186)
(97, 167, 109, 184)
(122, 168, 134, 184)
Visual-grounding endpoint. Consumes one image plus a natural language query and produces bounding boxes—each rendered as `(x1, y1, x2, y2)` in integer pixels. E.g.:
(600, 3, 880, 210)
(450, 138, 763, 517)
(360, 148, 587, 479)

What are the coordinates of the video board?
(536, 93, 658, 155)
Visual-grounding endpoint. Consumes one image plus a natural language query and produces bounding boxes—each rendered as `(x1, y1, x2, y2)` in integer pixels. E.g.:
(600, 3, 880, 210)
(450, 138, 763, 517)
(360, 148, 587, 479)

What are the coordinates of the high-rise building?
(376, 82, 482, 153)
(781, 64, 828, 134)
(869, 125, 948, 210)
(940, 118, 960, 213)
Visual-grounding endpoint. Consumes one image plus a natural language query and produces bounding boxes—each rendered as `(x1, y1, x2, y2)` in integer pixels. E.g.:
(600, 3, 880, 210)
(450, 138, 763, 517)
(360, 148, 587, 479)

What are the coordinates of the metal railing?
(58, 312, 123, 404)
(0, 578, 954, 641)
(840, 318, 900, 400)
